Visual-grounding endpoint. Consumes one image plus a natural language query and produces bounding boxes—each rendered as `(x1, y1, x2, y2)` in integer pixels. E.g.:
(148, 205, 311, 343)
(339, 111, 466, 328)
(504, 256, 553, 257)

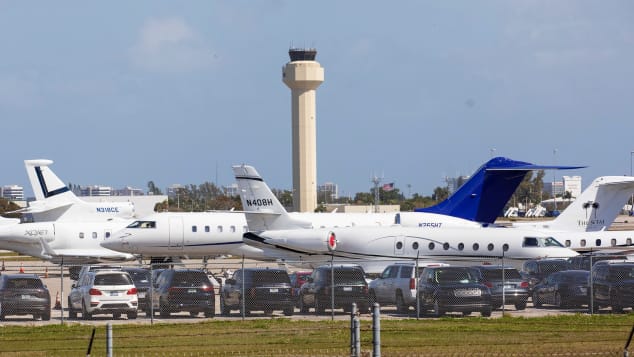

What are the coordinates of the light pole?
(630, 151, 634, 216)
(553, 149, 558, 213)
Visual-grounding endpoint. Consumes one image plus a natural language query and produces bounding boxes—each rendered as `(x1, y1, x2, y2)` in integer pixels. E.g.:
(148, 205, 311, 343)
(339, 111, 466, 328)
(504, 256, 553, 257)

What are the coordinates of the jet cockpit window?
(126, 221, 156, 229)
(540, 237, 564, 247)
(522, 237, 539, 247)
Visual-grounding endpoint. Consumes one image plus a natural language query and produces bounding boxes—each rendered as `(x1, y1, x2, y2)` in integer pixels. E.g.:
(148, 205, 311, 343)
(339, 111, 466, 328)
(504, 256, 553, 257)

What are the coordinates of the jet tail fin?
(232, 165, 311, 231)
(547, 176, 634, 232)
(25, 159, 80, 204)
(416, 157, 585, 224)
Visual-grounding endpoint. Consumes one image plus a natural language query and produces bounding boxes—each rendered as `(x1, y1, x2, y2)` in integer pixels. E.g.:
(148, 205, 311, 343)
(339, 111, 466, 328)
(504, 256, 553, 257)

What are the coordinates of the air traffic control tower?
(283, 48, 324, 212)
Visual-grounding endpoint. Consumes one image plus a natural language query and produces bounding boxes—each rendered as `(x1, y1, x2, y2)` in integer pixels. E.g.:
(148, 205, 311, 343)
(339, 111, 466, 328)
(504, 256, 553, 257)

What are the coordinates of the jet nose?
(100, 234, 131, 252)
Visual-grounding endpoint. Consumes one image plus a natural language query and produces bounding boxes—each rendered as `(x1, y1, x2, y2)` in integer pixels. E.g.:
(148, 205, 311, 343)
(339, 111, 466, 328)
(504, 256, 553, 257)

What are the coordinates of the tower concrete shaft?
(283, 48, 324, 212)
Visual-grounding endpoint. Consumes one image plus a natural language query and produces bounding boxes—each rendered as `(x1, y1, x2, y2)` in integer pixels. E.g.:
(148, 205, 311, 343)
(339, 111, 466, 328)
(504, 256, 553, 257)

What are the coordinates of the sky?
(1, 1, 633, 199)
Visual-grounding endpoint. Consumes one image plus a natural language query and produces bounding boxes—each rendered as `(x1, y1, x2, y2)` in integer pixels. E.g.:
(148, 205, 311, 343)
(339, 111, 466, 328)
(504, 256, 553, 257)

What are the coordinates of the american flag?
(382, 182, 394, 191)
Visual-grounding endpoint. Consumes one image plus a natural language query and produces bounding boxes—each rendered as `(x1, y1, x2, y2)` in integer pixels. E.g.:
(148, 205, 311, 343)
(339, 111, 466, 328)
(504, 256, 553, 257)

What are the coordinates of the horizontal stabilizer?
(416, 157, 585, 224)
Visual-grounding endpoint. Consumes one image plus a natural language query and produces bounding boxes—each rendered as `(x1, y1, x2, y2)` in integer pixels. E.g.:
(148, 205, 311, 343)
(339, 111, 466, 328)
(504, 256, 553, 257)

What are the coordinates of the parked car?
(220, 268, 294, 316)
(289, 271, 312, 304)
(590, 261, 634, 313)
(369, 262, 449, 313)
(0, 274, 51, 321)
(298, 265, 370, 315)
(520, 259, 571, 293)
(472, 265, 529, 310)
(152, 269, 215, 318)
(68, 270, 138, 320)
(122, 267, 152, 314)
(568, 253, 631, 271)
(532, 270, 590, 308)
(418, 266, 492, 317)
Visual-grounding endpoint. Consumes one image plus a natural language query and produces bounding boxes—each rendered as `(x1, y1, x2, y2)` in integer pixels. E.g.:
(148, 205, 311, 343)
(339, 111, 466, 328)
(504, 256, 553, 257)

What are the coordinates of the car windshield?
(5, 278, 43, 289)
(94, 273, 133, 285)
(482, 269, 521, 281)
(172, 271, 210, 287)
(608, 267, 634, 281)
(540, 261, 570, 274)
(327, 270, 366, 284)
(435, 269, 479, 284)
(252, 270, 290, 285)
(126, 270, 151, 284)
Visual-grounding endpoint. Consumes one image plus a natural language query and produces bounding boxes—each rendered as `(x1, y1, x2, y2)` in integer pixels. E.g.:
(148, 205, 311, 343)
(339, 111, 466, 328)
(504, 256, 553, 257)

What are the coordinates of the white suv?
(68, 270, 138, 320)
(369, 262, 449, 313)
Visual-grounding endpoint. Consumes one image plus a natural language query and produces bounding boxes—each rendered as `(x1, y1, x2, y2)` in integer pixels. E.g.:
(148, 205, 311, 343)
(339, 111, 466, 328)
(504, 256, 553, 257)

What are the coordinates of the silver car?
(369, 263, 448, 313)
(68, 270, 138, 320)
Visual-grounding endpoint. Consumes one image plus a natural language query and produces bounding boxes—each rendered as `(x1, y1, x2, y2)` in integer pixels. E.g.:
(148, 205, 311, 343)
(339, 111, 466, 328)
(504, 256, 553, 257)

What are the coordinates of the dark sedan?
(532, 270, 589, 308)
(0, 274, 51, 321)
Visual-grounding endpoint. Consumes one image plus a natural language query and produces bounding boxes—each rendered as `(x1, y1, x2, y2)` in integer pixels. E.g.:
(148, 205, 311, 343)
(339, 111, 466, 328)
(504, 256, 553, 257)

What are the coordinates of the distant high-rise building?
(1, 185, 24, 201)
(318, 182, 339, 203)
(446, 176, 470, 194)
(79, 185, 112, 197)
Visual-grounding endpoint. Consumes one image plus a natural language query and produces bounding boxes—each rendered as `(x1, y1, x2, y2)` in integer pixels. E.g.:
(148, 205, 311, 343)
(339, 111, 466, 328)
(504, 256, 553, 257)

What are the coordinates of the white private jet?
(103, 157, 581, 263)
(233, 165, 580, 273)
(0, 160, 136, 265)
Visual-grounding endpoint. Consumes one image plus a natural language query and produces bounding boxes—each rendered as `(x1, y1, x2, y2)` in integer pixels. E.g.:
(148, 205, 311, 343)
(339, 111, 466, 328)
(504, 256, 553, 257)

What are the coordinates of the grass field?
(0, 314, 633, 356)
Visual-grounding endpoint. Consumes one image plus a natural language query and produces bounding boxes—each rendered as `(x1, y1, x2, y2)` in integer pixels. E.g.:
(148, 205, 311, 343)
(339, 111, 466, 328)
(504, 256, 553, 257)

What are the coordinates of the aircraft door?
(168, 217, 184, 250)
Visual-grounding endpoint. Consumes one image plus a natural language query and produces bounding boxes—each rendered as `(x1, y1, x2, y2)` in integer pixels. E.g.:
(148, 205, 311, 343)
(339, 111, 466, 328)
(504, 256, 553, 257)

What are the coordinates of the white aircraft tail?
(232, 164, 311, 231)
(23, 159, 135, 221)
(26, 159, 80, 204)
(548, 176, 634, 232)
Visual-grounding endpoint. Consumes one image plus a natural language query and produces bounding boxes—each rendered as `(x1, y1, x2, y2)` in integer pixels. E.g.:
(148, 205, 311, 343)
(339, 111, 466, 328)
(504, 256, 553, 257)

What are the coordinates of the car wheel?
(555, 292, 565, 308)
(299, 295, 309, 314)
(113, 312, 121, 319)
(514, 301, 527, 311)
(264, 308, 273, 316)
(220, 296, 231, 316)
(159, 301, 170, 318)
(33, 314, 40, 321)
(481, 307, 492, 317)
(127, 311, 137, 320)
(42, 310, 51, 321)
(532, 292, 542, 308)
(68, 298, 77, 319)
(82, 301, 92, 320)
(431, 299, 444, 317)
(462, 311, 472, 317)
(315, 297, 326, 315)
(283, 307, 294, 316)
(189, 311, 200, 317)
(369, 290, 377, 306)
(395, 291, 408, 313)
(204, 308, 215, 318)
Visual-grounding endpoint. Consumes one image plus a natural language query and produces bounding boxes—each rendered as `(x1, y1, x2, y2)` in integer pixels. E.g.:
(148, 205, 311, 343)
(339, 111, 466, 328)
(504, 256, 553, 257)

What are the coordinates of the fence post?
(373, 302, 381, 357)
(350, 302, 357, 356)
(106, 323, 112, 357)
(354, 314, 361, 357)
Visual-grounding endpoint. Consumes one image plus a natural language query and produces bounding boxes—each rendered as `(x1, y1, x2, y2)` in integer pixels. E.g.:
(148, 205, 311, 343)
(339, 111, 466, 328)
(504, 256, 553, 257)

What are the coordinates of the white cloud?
(130, 17, 216, 73)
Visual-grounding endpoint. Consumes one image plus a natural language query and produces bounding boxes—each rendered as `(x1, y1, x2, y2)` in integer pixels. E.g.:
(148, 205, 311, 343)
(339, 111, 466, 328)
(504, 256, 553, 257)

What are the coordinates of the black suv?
(220, 268, 294, 316)
(472, 265, 528, 310)
(590, 261, 634, 313)
(520, 259, 571, 293)
(151, 269, 215, 318)
(122, 267, 152, 314)
(0, 274, 51, 321)
(418, 266, 492, 317)
(568, 254, 630, 271)
(298, 265, 370, 314)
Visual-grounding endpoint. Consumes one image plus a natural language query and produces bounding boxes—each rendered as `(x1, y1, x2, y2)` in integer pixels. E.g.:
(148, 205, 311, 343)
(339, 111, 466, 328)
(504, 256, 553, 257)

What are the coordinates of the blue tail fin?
(416, 157, 585, 224)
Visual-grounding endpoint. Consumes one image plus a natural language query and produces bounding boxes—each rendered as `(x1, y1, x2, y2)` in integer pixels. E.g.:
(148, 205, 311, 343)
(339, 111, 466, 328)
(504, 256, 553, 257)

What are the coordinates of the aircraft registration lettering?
(24, 229, 48, 237)
(577, 219, 605, 227)
(96, 207, 120, 213)
(246, 198, 274, 207)
(418, 222, 442, 228)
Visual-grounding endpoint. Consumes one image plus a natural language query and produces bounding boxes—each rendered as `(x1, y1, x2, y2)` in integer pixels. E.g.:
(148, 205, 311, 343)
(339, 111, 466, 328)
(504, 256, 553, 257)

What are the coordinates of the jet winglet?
(416, 157, 586, 224)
